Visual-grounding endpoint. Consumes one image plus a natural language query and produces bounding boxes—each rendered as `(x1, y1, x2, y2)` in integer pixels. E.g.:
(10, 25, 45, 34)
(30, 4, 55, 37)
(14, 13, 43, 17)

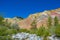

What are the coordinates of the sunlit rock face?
(3, 17, 22, 28)
(3, 8, 60, 29)
(18, 8, 60, 29)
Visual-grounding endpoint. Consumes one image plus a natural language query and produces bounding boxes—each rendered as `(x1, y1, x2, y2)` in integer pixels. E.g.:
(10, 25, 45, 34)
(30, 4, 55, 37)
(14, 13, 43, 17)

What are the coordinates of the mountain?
(4, 8, 60, 29)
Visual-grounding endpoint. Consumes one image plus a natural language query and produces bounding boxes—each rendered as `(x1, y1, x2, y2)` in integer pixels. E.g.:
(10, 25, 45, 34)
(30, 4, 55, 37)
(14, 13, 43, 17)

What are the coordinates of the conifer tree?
(47, 16, 52, 28)
(31, 16, 37, 30)
(54, 16, 59, 26)
(0, 16, 4, 25)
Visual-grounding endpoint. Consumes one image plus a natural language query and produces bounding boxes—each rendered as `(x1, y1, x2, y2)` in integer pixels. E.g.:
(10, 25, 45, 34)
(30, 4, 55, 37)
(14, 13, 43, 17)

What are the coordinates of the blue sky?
(0, 0, 60, 18)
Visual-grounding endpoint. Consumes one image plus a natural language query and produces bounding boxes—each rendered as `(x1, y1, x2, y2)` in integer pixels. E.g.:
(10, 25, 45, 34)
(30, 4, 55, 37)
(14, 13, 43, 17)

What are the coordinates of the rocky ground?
(12, 32, 60, 40)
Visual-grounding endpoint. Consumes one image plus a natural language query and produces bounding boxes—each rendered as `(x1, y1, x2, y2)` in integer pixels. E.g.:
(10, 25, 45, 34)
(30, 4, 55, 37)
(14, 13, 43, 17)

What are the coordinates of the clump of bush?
(54, 24, 60, 37)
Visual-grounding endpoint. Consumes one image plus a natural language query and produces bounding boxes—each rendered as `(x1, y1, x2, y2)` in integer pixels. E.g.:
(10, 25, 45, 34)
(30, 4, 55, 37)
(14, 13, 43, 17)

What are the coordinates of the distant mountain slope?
(4, 8, 60, 29)
(18, 8, 60, 29)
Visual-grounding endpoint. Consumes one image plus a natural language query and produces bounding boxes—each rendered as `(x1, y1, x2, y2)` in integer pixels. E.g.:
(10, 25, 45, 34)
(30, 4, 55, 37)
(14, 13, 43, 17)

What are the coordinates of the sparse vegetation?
(0, 15, 60, 40)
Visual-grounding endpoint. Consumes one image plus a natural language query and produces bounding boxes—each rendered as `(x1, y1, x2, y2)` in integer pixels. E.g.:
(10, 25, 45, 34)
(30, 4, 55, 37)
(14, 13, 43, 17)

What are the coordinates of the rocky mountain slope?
(4, 8, 60, 29)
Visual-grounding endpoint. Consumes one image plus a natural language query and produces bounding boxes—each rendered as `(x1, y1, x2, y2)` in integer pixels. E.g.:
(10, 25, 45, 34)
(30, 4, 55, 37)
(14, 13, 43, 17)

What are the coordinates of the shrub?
(54, 24, 60, 37)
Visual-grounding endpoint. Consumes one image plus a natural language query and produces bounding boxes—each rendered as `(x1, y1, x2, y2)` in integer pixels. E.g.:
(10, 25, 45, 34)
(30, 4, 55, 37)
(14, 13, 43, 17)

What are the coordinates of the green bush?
(0, 36, 12, 40)
(54, 24, 60, 37)
(5, 29, 17, 35)
(0, 26, 8, 36)
(36, 26, 45, 36)
(19, 29, 30, 33)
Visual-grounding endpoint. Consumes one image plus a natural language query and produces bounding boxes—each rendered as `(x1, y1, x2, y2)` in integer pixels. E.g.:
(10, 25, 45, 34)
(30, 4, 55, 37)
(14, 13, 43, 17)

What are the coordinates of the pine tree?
(31, 16, 37, 30)
(54, 16, 58, 26)
(31, 20, 37, 30)
(54, 24, 60, 37)
(0, 16, 4, 26)
(47, 16, 52, 28)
